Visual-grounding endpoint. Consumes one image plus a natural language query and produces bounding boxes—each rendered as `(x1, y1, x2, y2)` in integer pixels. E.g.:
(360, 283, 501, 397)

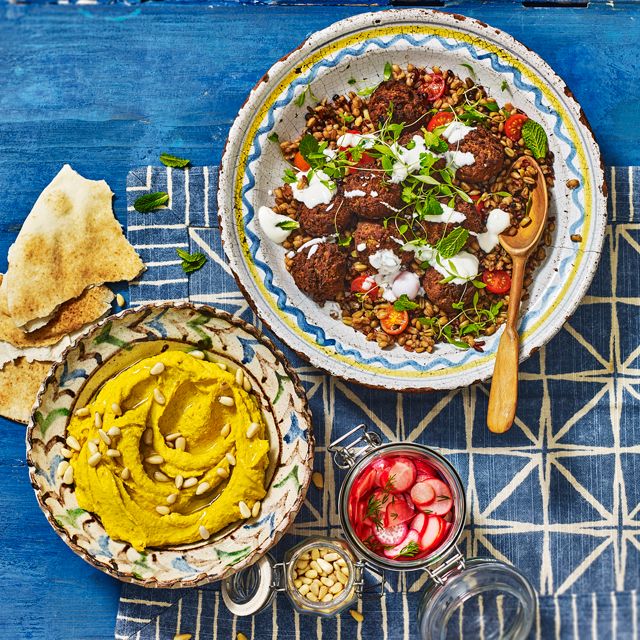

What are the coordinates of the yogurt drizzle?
(291, 170, 336, 209)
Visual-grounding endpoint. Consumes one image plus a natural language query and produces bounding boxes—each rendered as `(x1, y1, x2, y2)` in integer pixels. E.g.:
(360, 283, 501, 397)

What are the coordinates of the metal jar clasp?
(328, 424, 382, 469)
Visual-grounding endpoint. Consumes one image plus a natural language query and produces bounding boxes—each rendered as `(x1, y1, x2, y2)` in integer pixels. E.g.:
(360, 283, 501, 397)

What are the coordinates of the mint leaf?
(485, 101, 499, 112)
(383, 62, 392, 82)
(267, 132, 279, 143)
(460, 62, 475, 77)
(275, 219, 299, 231)
(393, 295, 419, 311)
(501, 79, 508, 92)
(436, 227, 469, 258)
(159, 153, 190, 168)
(134, 192, 169, 213)
(176, 249, 207, 274)
(357, 85, 378, 97)
(299, 134, 319, 163)
(521, 119, 548, 159)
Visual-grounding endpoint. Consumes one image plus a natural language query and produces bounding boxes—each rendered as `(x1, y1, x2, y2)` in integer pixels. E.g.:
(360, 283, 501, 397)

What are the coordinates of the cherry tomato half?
(482, 270, 512, 295)
(418, 74, 446, 102)
(504, 114, 528, 142)
(351, 275, 380, 298)
(346, 150, 376, 175)
(470, 193, 487, 215)
(293, 151, 311, 172)
(427, 111, 455, 132)
(378, 305, 410, 335)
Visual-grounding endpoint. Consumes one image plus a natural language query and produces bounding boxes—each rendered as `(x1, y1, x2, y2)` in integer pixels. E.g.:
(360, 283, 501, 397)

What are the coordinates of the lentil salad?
(258, 63, 555, 353)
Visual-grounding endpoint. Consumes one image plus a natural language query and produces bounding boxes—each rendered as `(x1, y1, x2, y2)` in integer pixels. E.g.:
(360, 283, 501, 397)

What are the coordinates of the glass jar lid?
(418, 557, 536, 640)
(221, 555, 277, 616)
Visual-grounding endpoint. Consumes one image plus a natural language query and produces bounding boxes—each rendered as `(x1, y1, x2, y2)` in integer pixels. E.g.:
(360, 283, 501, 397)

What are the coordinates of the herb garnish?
(436, 227, 469, 258)
(383, 62, 393, 81)
(267, 132, 280, 143)
(134, 192, 169, 213)
(176, 248, 207, 274)
(159, 153, 190, 169)
(294, 83, 318, 107)
(521, 119, 548, 159)
(501, 79, 509, 92)
(275, 219, 300, 231)
(396, 540, 420, 558)
(393, 295, 419, 312)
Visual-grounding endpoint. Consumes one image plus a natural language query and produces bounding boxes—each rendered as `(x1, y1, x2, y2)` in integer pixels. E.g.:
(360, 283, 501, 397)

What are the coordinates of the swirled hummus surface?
(67, 350, 269, 550)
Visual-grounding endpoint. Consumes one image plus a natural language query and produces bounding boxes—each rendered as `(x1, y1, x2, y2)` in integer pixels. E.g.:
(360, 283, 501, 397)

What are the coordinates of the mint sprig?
(393, 294, 419, 312)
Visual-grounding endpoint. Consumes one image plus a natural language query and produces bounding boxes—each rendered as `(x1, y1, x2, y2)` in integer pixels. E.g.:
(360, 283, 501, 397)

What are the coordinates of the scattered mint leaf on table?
(267, 132, 279, 143)
(134, 192, 169, 213)
(159, 153, 190, 168)
(176, 248, 207, 274)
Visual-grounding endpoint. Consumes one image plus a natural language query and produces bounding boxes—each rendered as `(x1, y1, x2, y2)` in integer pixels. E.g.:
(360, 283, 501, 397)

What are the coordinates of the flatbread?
(1, 164, 144, 330)
(0, 358, 51, 424)
(0, 278, 114, 348)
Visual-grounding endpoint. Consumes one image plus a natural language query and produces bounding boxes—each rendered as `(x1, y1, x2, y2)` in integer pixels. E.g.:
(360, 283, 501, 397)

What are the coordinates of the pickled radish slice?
(414, 460, 439, 482)
(410, 512, 429, 536)
(351, 466, 378, 504)
(410, 481, 436, 508)
(384, 495, 415, 527)
(374, 522, 409, 547)
(379, 457, 416, 493)
(419, 516, 445, 552)
(371, 458, 390, 485)
(422, 479, 453, 516)
(383, 529, 420, 560)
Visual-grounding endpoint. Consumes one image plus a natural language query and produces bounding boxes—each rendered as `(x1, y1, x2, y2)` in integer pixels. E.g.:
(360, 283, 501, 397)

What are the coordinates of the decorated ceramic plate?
(218, 9, 607, 391)
(26, 303, 313, 587)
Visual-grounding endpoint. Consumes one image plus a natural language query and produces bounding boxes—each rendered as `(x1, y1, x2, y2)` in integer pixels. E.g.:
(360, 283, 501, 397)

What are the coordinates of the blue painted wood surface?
(0, 3, 639, 638)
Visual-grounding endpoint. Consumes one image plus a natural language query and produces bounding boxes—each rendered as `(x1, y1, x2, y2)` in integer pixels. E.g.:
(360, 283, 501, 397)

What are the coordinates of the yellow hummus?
(67, 350, 269, 550)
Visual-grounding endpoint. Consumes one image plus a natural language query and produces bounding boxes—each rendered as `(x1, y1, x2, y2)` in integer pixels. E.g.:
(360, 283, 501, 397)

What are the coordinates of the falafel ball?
(297, 195, 353, 238)
(342, 171, 404, 220)
(422, 267, 474, 315)
(368, 80, 429, 130)
(290, 243, 347, 303)
(353, 221, 398, 259)
(456, 128, 505, 184)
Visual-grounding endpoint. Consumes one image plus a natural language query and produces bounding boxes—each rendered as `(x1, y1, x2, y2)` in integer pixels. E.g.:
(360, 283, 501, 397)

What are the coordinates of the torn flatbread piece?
(0, 358, 51, 424)
(1, 164, 143, 331)
(0, 276, 114, 349)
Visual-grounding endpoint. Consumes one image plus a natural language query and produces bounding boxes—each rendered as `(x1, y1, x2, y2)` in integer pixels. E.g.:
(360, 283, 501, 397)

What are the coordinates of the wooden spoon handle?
(487, 256, 526, 433)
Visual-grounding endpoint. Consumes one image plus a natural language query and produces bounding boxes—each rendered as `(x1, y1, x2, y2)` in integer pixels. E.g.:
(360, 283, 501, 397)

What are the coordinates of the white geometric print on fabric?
(120, 166, 640, 639)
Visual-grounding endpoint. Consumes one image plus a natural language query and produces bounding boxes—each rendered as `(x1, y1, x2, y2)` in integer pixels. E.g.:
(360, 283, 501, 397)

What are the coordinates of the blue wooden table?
(0, 1, 639, 638)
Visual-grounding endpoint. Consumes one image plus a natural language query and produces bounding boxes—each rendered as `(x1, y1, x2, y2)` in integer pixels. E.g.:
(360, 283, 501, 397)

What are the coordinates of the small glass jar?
(223, 425, 536, 639)
(222, 535, 380, 617)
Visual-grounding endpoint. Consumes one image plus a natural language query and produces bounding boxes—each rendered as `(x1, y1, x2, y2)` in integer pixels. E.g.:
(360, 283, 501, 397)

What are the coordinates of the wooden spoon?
(487, 156, 549, 433)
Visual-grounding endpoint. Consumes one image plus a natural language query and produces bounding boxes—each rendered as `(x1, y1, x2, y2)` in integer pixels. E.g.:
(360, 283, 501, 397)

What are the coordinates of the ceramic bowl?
(218, 9, 607, 392)
(25, 303, 314, 587)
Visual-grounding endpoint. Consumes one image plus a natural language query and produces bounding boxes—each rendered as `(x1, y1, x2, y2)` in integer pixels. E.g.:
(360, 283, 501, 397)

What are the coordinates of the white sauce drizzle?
(336, 132, 376, 149)
(422, 203, 467, 224)
(344, 189, 367, 198)
(291, 170, 336, 209)
(307, 244, 319, 259)
(441, 121, 476, 144)
(258, 206, 298, 244)
(297, 236, 332, 254)
(390, 135, 432, 184)
(368, 249, 404, 302)
(477, 208, 511, 253)
(402, 241, 479, 285)
(356, 242, 367, 252)
(444, 150, 475, 170)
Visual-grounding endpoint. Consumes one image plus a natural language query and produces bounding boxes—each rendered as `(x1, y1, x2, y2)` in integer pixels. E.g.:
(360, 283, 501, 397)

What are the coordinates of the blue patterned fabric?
(117, 166, 640, 639)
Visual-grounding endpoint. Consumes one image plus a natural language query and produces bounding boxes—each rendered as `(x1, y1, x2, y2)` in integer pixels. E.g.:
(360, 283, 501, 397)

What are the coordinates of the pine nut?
(219, 396, 234, 407)
(121, 467, 131, 480)
(66, 435, 81, 451)
(195, 482, 210, 495)
(62, 465, 74, 484)
(221, 423, 231, 438)
(251, 501, 261, 518)
(175, 474, 184, 489)
(216, 467, 229, 479)
(226, 452, 236, 466)
(189, 349, 205, 359)
(246, 422, 259, 438)
(166, 493, 178, 505)
(154, 471, 170, 482)
(150, 362, 165, 376)
(235, 368, 244, 386)
(57, 461, 70, 478)
(88, 452, 102, 467)
(98, 429, 111, 446)
(165, 432, 182, 442)
(153, 388, 166, 405)
(239, 501, 251, 518)
(156, 506, 170, 515)
(350, 610, 364, 623)
(111, 403, 122, 417)
(116, 293, 126, 307)
(107, 426, 121, 437)
(175, 437, 186, 451)
(183, 477, 198, 488)
(94, 412, 102, 428)
(145, 455, 164, 465)
(312, 472, 324, 489)
(74, 407, 89, 417)
(199, 525, 210, 540)
(106, 449, 121, 458)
